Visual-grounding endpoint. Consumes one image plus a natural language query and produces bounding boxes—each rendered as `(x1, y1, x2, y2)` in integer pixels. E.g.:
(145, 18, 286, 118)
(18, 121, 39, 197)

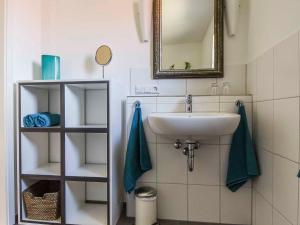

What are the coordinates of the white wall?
(0, 0, 8, 224)
(248, 0, 300, 61)
(41, 0, 149, 91)
(6, 1, 43, 224)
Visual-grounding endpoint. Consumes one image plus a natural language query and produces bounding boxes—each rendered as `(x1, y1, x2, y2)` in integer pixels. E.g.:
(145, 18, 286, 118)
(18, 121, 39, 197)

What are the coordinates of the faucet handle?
(185, 95, 192, 103)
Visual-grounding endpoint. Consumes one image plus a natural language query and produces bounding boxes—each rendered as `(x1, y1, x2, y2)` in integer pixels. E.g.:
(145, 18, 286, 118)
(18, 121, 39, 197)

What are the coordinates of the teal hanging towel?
(226, 103, 260, 192)
(124, 102, 152, 193)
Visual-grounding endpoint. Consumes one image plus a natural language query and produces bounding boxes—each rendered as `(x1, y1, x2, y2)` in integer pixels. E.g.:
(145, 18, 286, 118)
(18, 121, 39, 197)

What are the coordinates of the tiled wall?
(129, 64, 247, 96)
(248, 31, 300, 225)
(125, 95, 253, 224)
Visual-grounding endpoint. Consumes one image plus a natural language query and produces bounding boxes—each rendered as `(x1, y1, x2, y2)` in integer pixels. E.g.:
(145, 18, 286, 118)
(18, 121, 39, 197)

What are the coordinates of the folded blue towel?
(226, 104, 260, 192)
(23, 114, 39, 128)
(124, 103, 152, 193)
(34, 112, 60, 127)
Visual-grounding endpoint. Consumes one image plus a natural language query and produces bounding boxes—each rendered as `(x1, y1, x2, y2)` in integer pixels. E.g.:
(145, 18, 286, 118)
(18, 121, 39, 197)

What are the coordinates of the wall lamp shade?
(138, 0, 152, 42)
(225, 0, 241, 36)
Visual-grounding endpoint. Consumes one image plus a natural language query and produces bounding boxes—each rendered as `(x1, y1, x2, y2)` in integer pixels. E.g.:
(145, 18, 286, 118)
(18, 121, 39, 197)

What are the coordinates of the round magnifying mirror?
(95, 45, 112, 65)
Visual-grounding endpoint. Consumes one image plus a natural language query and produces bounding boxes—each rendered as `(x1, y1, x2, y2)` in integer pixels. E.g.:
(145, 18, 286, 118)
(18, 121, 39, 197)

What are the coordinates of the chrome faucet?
(185, 95, 192, 113)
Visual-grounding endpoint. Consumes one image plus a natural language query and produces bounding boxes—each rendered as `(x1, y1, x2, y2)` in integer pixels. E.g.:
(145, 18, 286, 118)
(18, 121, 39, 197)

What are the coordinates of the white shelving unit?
(17, 80, 122, 225)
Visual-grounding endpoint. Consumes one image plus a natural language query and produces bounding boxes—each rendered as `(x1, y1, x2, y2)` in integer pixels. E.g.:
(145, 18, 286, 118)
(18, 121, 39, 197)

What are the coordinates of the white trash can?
(135, 186, 157, 225)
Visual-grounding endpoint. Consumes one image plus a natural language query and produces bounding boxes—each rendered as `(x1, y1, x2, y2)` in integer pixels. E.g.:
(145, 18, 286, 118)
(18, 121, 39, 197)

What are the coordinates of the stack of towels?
(23, 112, 60, 128)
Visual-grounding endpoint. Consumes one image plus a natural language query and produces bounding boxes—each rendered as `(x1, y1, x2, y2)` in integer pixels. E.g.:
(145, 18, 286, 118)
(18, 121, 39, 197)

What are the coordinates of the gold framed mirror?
(153, 0, 224, 79)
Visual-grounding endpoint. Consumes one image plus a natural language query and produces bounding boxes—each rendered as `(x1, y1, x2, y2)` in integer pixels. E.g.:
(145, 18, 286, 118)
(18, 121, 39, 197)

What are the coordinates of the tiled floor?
(117, 212, 225, 225)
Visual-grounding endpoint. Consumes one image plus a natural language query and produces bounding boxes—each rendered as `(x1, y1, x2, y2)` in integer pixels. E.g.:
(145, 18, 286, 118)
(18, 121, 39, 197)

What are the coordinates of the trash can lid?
(135, 186, 157, 198)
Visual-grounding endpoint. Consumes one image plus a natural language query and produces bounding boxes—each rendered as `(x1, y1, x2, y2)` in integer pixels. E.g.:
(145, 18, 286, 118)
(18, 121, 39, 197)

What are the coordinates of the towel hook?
(134, 100, 141, 108)
(235, 100, 244, 107)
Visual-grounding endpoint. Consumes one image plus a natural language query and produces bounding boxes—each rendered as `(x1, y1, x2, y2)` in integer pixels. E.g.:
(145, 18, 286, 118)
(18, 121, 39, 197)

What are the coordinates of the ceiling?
(162, 0, 214, 45)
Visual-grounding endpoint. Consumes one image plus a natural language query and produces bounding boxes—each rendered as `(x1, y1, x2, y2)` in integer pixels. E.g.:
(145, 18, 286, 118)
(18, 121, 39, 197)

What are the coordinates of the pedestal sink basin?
(148, 112, 241, 141)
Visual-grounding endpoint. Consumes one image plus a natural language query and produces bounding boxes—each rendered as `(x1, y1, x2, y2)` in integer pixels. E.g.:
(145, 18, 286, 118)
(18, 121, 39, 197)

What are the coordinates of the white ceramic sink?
(148, 112, 240, 141)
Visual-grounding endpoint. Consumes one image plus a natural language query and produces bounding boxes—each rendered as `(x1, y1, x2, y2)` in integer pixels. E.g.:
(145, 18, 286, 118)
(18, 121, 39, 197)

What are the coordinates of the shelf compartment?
(21, 132, 61, 176)
(20, 179, 61, 224)
(66, 181, 107, 225)
(65, 83, 108, 129)
(65, 133, 107, 179)
(67, 164, 107, 178)
(20, 84, 61, 129)
(22, 163, 60, 176)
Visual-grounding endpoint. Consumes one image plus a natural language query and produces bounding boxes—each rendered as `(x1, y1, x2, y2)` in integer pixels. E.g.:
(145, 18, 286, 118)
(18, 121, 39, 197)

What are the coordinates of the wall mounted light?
(225, 0, 241, 36)
(138, 0, 153, 42)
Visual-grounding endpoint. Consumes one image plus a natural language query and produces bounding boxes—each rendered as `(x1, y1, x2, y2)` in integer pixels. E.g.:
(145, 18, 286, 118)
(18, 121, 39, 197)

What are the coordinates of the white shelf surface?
(67, 164, 107, 178)
(67, 204, 107, 225)
(21, 125, 61, 130)
(22, 163, 60, 176)
(66, 124, 107, 129)
(22, 216, 61, 224)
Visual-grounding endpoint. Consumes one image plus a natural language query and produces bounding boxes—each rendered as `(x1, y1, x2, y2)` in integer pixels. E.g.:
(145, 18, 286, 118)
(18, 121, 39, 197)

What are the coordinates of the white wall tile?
(188, 185, 220, 223)
(273, 98, 299, 162)
(138, 144, 157, 183)
(274, 33, 300, 99)
(188, 145, 220, 185)
(273, 209, 293, 225)
(220, 187, 252, 225)
(157, 184, 187, 221)
(193, 96, 219, 103)
(220, 95, 253, 103)
(193, 103, 219, 112)
(187, 78, 217, 95)
(157, 144, 187, 184)
(157, 103, 185, 113)
(273, 155, 298, 225)
(220, 135, 233, 145)
(157, 97, 185, 104)
(247, 61, 257, 100)
(127, 97, 156, 104)
(255, 149, 273, 203)
(257, 49, 274, 101)
(220, 145, 230, 186)
(218, 65, 247, 95)
(158, 80, 187, 96)
(255, 192, 273, 225)
(256, 101, 273, 151)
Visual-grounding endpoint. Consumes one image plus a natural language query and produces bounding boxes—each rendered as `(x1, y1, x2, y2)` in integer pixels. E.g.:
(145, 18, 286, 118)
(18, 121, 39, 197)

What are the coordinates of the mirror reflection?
(161, 0, 215, 71)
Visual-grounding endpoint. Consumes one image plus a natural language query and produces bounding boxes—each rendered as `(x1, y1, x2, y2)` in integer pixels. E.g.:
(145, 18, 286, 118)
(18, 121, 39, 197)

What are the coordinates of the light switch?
(135, 85, 159, 95)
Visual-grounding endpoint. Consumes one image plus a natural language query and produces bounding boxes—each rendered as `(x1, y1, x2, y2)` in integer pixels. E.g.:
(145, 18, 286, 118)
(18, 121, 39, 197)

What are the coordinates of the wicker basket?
(23, 180, 60, 221)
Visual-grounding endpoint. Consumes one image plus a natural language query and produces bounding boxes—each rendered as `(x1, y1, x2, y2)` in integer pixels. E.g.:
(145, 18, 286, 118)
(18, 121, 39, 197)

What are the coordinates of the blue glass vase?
(41, 55, 60, 80)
